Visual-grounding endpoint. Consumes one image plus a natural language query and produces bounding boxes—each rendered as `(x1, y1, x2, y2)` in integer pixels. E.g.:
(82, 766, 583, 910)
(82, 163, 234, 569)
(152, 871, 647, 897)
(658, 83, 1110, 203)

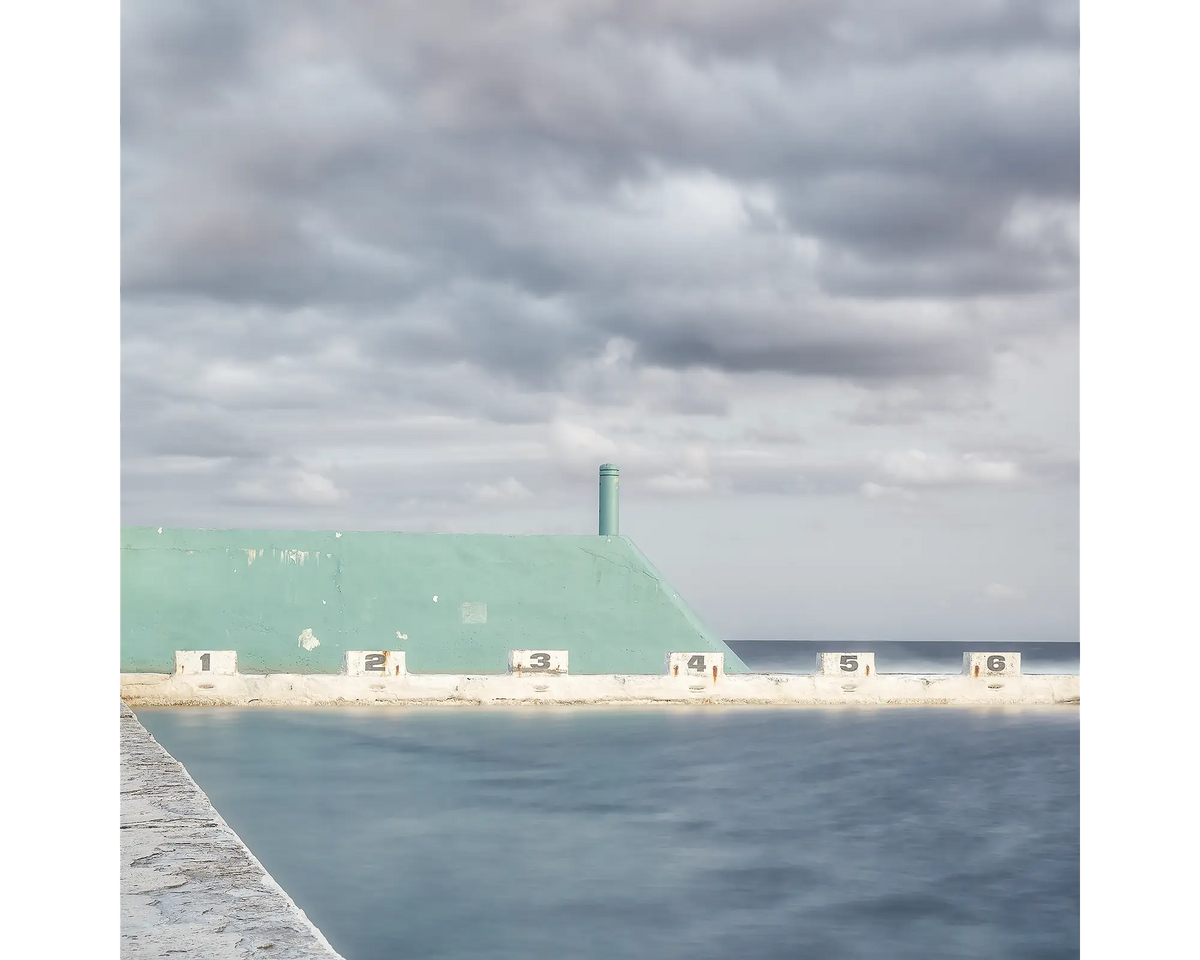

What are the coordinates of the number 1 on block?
(174, 651, 238, 675)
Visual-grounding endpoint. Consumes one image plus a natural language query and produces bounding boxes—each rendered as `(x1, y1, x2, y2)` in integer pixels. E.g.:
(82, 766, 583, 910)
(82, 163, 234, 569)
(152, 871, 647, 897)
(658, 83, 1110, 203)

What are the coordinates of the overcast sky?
(121, 0, 1078, 642)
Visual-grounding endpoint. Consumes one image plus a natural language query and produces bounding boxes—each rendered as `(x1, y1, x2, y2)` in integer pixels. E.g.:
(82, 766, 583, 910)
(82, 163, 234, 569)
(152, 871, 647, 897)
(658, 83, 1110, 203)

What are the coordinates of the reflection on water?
(139, 708, 1079, 960)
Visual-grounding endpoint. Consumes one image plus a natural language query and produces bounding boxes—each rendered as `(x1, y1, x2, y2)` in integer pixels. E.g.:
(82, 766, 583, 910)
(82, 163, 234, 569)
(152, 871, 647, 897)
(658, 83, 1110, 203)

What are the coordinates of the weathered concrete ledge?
(121, 672, 1080, 707)
(121, 702, 344, 958)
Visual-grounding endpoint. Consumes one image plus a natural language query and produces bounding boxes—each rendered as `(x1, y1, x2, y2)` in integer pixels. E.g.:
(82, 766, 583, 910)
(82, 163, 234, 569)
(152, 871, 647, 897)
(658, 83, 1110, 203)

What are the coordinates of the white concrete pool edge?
(121, 672, 1080, 707)
(121, 701, 345, 959)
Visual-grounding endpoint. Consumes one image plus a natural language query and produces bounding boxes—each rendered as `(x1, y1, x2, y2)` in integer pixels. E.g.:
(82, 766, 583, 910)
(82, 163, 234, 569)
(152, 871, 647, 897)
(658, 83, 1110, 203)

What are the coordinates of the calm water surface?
(140, 708, 1079, 960)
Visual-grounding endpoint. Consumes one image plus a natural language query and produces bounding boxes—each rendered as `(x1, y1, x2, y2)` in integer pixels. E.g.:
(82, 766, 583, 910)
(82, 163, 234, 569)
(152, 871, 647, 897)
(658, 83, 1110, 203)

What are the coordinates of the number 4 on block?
(666, 652, 725, 678)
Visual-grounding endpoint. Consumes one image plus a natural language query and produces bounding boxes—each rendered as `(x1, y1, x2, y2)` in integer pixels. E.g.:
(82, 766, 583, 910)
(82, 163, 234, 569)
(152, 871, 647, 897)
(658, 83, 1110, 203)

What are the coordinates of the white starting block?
(963, 652, 1021, 677)
(174, 650, 238, 675)
(509, 650, 568, 675)
(666, 652, 724, 679)
(816, 652, 876, 677)
(344, 650, 407, 677)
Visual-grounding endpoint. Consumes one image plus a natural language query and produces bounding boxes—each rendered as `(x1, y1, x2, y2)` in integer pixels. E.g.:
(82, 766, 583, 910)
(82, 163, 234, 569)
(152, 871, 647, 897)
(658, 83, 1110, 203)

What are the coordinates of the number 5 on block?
(816, 652, 875, 677)
(174, 651, 237, 675)
(508, 650, 568, 674)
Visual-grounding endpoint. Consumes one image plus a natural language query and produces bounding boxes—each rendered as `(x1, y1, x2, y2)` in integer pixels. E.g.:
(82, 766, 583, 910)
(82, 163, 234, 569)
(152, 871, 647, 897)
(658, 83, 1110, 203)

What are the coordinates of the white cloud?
(548, 420, 620, 468)
(984, 582, 1023, 600)
(470, 477, 534, 504)
(859, 481, 914, 501)
(880, 449, 1022, 486)
(231, 467, 346, 505)
(645, 445, 715, 495)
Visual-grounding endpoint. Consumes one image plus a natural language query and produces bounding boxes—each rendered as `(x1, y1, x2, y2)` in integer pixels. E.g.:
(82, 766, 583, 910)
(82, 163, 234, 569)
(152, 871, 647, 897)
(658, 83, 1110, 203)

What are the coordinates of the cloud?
(548, 421, 621, 471)
(645, 445, 715, 495)
(879, 449, 1022, 486)
(984, 583, 1023, 600)
(645, 474, 714, 495)
(859, 481, 915, 502)
(843, 382, 994, 426)
(469, 477, 534, 504)
(122, 0, 1077, 394)
(230, 466, 347, 506)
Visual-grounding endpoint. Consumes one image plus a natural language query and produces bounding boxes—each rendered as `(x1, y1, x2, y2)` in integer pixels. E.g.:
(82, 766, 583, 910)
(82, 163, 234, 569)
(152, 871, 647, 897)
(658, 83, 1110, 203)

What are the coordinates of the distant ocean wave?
(727, 640, 1080, 674)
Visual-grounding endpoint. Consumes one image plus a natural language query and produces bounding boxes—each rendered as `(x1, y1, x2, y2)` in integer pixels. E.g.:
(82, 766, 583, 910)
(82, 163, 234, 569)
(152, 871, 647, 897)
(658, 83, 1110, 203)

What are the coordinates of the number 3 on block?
(508, 650, 568, 674)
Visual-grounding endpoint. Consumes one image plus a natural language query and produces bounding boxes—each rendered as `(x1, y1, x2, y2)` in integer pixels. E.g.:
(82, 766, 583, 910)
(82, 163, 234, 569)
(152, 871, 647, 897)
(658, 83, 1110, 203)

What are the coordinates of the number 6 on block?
(962, 652, 1021, 677)
(344, 651, 407, 677)
(508, 650, 568, 675)
(816, 652, 875, 677)
(174, 651, 238, 675)
(666, 652, 725, 678)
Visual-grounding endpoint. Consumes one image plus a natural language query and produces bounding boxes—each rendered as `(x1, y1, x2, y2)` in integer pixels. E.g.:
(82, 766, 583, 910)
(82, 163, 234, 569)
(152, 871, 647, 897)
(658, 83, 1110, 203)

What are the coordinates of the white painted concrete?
(963, 652, 1022, 677)
(121, 671, 1079, 707)
(121, 701, 343, 958)
(174, 650, 237, 676)
(816, 652, 877, 677)
(666, 652, 725, 678)
(343, 650, 407, 677)
(508, 649, 569, 674)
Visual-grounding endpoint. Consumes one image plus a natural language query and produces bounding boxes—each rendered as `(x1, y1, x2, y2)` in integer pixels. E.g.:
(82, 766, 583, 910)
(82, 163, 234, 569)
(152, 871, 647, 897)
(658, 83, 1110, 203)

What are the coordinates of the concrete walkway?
(121, 671, 1080, 708)
(121, 702, 344, 959)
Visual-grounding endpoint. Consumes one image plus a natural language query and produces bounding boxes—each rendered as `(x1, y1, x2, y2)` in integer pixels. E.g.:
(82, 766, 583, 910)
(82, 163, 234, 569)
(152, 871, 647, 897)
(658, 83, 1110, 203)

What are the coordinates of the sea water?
(726, 639, 1080, 675)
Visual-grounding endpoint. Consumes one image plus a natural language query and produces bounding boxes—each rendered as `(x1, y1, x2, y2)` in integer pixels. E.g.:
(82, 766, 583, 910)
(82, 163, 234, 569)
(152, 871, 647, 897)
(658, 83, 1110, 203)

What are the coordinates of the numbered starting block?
(174, 650, 238, 675)
(666, 652, 724, 679)
(963, 652, 1021, 677)
(344, 651, 407, 677)
(509, 650, 568, 675)
(816, 652, 876, 677)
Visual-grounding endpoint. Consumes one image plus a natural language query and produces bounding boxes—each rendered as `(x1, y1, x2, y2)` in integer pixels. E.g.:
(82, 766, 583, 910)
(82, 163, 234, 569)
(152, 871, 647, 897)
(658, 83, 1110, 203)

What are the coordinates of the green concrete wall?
(121, 528, 749, 675)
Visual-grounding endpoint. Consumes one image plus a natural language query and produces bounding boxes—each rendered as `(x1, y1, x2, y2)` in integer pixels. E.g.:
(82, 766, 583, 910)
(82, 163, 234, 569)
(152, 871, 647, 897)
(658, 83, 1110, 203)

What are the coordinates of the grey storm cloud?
(123, 0, 1077, 392)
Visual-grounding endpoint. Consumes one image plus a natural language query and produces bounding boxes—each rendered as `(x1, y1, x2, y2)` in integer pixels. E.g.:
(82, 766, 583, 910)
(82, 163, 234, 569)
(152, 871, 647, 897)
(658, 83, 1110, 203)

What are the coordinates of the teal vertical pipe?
(598, 463, 619, 536)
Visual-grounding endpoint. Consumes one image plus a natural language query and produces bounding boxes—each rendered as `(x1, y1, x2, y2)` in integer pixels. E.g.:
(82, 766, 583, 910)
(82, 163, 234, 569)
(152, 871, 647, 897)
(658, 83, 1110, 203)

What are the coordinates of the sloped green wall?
(120, 528, 748, 675)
